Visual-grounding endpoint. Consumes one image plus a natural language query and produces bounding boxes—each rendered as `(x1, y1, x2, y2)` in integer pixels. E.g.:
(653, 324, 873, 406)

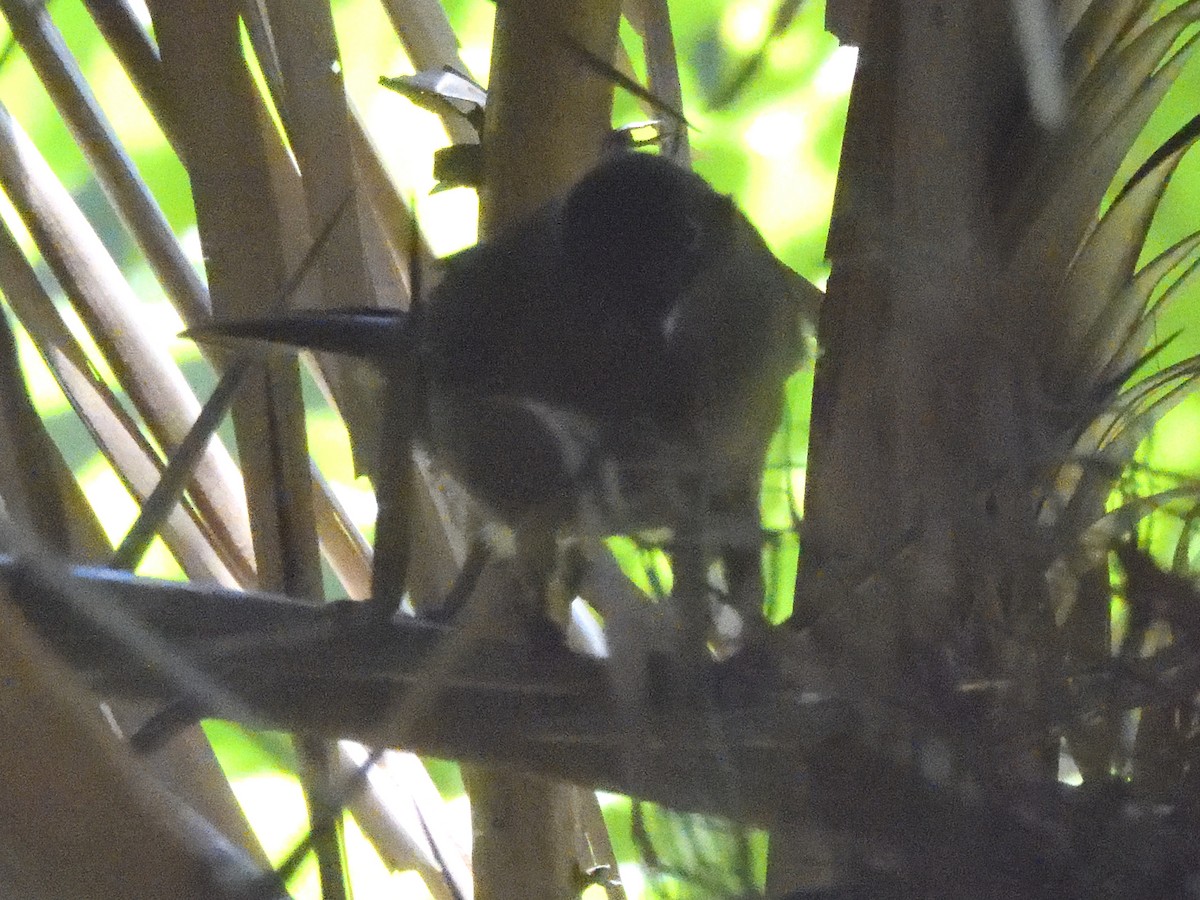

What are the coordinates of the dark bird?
(193, 151, 820, 647)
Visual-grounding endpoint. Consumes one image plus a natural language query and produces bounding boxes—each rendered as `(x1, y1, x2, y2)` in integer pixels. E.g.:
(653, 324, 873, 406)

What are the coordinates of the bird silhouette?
(192, 151, 820, 649)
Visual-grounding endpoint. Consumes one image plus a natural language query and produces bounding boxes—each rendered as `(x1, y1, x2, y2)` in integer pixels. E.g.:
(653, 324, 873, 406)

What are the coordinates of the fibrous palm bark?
(781, 0, 1200, 893)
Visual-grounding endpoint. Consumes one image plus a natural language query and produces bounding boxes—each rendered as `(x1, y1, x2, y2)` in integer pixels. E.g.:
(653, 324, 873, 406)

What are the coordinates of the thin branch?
(0, 213, 237, 582)
(0, 98, 256, 583)
(81, 0, 178, 148)
(1, 0, 212, 323)
(110, 358, 251, 571)
(0, 580, 285, 899)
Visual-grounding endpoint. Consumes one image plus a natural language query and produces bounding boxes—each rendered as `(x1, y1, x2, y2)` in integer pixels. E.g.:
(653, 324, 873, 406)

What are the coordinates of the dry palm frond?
(0, 0, 473, 896)
(1009, 8, 1200, 627)
(805, 0, 1200, 669)
(5, 0, 1200, 898)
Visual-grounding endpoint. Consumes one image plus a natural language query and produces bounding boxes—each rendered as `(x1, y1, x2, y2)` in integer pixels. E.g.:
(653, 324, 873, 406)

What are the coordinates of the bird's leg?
(710, 475, 772, 658)
(670, 533, 715, 672)
(424, 537, 492, 625)
(715, 538, 780, 702)
(708, 492, 777, 699)
(723, 541, 768, 651)
(513, 527, 573, 649)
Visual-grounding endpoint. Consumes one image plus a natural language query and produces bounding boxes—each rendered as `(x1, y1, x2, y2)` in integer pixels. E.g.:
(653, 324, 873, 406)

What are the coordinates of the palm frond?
(6, 0, 1200, 897)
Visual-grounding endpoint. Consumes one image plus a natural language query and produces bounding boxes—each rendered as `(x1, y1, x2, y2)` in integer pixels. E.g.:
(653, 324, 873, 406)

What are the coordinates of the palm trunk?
(464, 2, 623, 898)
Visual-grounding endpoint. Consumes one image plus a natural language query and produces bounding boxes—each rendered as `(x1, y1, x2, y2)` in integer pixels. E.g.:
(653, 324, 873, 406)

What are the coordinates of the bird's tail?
(183, 307, 419, 365)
